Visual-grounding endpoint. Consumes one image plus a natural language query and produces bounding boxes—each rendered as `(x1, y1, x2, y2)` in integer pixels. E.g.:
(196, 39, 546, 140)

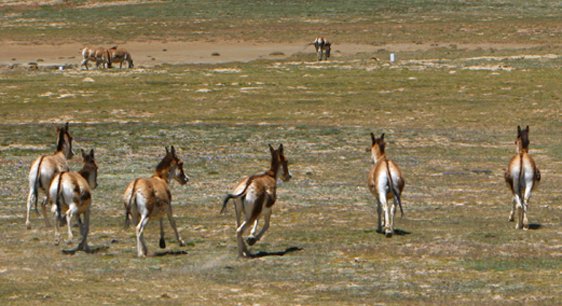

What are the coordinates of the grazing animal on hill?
(221, 144, 292, 257)
(504, 125, 541, 230)
(305, 37, 332, 61)
(26, 123, 73, 230)
(80, 47, 111, 70)
(49, 149, 98, 252)
(108, 46, 134, 68)
(367, 133, 405, 238)
(123, 146, 189, 257)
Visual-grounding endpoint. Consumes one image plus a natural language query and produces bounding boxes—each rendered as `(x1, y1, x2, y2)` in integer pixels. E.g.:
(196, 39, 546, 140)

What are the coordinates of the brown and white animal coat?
(81, 47, 111, 70)
(504, 125, 541, 230)
(108, 46, 134, 68)
(306, 37, 331, 61)
(123, 146, 189, 257)
(26, 123, 73, 229)
(221, 144, 291, 257)
(49, 149, 98, 252)
(367, 133, 405, 237)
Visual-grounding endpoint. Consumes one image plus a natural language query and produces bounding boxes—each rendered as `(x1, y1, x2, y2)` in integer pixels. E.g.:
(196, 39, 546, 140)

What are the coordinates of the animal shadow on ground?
(152, 250, 188, 257)
(246, 246, 303, 258)
(62, 246, 109, 255)
(375, 228, 411, 236)
(528, 223, 541, 230)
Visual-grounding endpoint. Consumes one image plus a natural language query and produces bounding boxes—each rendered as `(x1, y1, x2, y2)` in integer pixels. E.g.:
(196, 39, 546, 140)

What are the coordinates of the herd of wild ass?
(24, 122, 540, 257)
(80, 46, 134, 70)
(24, 37, 540, 257)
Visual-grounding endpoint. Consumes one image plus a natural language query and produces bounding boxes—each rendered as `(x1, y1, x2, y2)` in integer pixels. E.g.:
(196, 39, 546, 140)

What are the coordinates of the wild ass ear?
(278, 144, 284, 154)
(380, 133, 385, 141)
(269, 144, 274, 153)
(525, 125, 530, 132)
(170, 146, 178, 158)
(53, 123, 61, 132)
(370, 132, 376, 145)
(65, 122, 70, 131)
(517, 125, 521, 136)
(89, 149, 94, 157)
(165, 146, 169, 154)
(81, 148, 86, 157)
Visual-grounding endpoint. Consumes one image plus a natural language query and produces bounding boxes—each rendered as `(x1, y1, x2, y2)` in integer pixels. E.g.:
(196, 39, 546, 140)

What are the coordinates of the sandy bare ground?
(0, 40, 552, 68)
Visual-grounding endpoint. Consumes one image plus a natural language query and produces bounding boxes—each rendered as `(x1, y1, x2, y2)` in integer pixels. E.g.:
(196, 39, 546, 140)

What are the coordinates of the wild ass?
(26, 123, 73, 229)
(123, 146, 189, 257)
(108, 46, 134, 68)
(220, 144, 292, 257)
(504, 126, 541, 230)
(49, 149, 98, 251)
(367, 133, 405, 237)
(305, 37, 331, 61)
(80, 47, 111, 70)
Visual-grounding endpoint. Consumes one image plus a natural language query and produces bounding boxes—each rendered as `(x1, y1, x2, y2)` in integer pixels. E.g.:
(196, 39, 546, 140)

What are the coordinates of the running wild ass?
(306, 37, 331, 61)
(221, 144, 292, 257)
(123, 146, 189, 257)
(367, 133, 405, 237)
(49, 149, 98, 251)
(108, 46, 134, 68)
(504, 126, 541, 230)
(80, 47, 111, 70)
(26, 123, 73, 229)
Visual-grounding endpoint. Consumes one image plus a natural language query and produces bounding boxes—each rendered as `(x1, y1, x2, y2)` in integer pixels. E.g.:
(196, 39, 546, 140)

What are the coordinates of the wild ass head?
(269, 144, 291, 182)
(516, 125, 530, 154)
(159, 146, 189, 185)
(55, 122, 73, 159)
(80, 149, 98, 190)
(370, 132, 386, 163)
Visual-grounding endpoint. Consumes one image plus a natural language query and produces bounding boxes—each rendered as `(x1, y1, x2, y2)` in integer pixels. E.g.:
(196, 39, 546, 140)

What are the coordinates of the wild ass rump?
(504, 125, 541, 230)
(26, 123, 73, 229)
(80, 47, 111, 70)
(221, 144, 292, 257)
(123, 146, 189, 257)
(367, 133, 405, 238)
(108, 46, 134, 68)
(49, 149, 98, 252)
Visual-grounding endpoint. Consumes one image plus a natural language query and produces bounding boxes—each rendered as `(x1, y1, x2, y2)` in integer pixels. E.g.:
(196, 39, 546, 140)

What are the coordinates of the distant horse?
(80, 47, 111, 70)
(504, 126, 541, 230)
(108, 46, 134, 68)
(221, 144, 292, 257)
(49, 149, 98, 252)
(305, 37, 331, 61)
(123, 146, 189, 257)
(367, 133, 405, 237)
(26, 123, 73, 229)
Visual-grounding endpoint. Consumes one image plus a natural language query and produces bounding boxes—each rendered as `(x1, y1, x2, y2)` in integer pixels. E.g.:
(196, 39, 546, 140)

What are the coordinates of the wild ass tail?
(516, 152, 524, 202)
(124, 179, 139, 228)
(54, 171, 67, 220)
(220, 176, 255, 214)
(385, 159, 403, 217)
(32, 155, 46, 213)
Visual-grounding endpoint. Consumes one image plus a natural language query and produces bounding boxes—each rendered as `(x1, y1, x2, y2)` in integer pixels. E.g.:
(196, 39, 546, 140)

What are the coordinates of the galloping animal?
(504, 125, 541, 230)
(80, 47, 111, 70)
(26, 123, 73, 229)
(123, 146, 189, 257)
(367, 133, 405, 237)
(49, 149, 98, 251)
(305, 37, 331, 61)
(108, 46, 134, 68)
(221, 144, 292, 257)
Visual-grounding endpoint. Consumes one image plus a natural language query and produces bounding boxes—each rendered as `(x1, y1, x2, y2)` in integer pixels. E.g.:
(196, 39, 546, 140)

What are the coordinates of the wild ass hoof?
(247, 237, 257, 246)
(26, 222, 31, 230)
(385, 230, 393, 238)
(159, 238, 166, 249)
(67, 239, 73, 245)
(54, 238, 60, 246)
(178, 239, 186, 247)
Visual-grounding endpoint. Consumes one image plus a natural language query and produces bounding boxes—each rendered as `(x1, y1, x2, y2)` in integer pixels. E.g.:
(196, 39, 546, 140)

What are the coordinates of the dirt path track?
(0, 40, 547, 68)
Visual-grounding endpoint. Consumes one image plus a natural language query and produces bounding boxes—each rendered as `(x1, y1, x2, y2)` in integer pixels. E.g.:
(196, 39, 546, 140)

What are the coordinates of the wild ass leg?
(236, 219, 254, 257)
(25, 188, 37, 230)
(159, 218, 166, 249)
(250, 207, 272, 246)
(379, 192, 393, 237)
(522, 181, 534, 230)
(508, 195, 517, 222)
(376, 198, 384, 233)
(248, 218, 260, 246)
(136, 214, 150, 257)
(65, 204, 77, 245)
(77, 209, 90, 252)
(54, 209, 61, 245)
(41, 198, 51, 228)
(80, 59, 89, 70)
(234, 198, 244, 228)
(514, 195, 524, 230)
(167, 204, 185, 247)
